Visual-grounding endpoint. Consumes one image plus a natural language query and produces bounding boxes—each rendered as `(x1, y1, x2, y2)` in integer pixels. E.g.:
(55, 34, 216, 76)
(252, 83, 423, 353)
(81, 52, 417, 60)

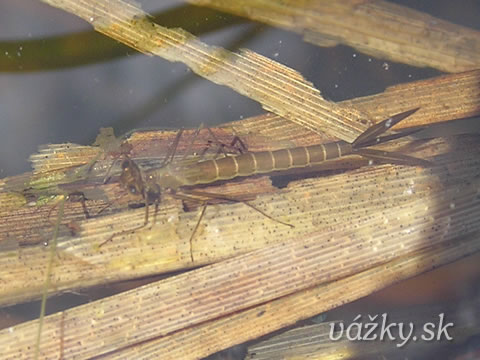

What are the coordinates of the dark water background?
(1, 1, 479, 359)
(1, 0, 479, 177)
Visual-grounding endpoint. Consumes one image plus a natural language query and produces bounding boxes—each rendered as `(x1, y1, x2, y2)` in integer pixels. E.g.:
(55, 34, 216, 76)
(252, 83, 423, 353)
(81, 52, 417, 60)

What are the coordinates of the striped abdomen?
(181, 140, 353, 186)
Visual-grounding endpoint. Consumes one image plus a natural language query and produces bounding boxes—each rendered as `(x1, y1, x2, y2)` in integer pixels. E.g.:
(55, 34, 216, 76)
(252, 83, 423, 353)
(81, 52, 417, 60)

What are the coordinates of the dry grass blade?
(0, 83, 479, 304)
(41, 0, 370, 143)
(186, 0, 480, 73)
(244, 272, 480, 359)
(61, 237, 480, 359)
(229, 69, 480, 142)
(13, 69, 480, 192)
(1, 132, 480, 358)
(2, 2, 477, 359)
(346, 69, 480, 127)
(1, 64, 479, 307)
(0, 128, 457, 305)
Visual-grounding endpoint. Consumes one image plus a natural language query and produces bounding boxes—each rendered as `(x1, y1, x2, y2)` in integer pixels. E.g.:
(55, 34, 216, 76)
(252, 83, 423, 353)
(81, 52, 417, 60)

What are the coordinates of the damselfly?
(101, 108, 429, 261)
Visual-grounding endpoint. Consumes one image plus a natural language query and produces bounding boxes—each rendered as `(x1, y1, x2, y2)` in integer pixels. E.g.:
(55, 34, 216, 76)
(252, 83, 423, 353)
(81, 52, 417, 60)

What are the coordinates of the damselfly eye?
(121, 160, 130, 169)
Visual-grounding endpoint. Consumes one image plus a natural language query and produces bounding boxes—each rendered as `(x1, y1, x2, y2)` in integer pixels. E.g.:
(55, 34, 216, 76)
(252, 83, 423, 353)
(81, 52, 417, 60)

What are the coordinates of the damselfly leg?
(168, 188, 294, 262)
(198, 128, 248, 158)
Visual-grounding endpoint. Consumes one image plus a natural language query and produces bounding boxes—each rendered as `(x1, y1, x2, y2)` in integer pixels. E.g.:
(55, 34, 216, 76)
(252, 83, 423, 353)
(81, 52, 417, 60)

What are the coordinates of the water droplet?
(450, 203, 455, 209)
(382, 62, 389, 70)
(385, 118, 392, 128)
(368, 159, 374, 165)
(273, 52, 279, 58)
(352, 53, 357, 58)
